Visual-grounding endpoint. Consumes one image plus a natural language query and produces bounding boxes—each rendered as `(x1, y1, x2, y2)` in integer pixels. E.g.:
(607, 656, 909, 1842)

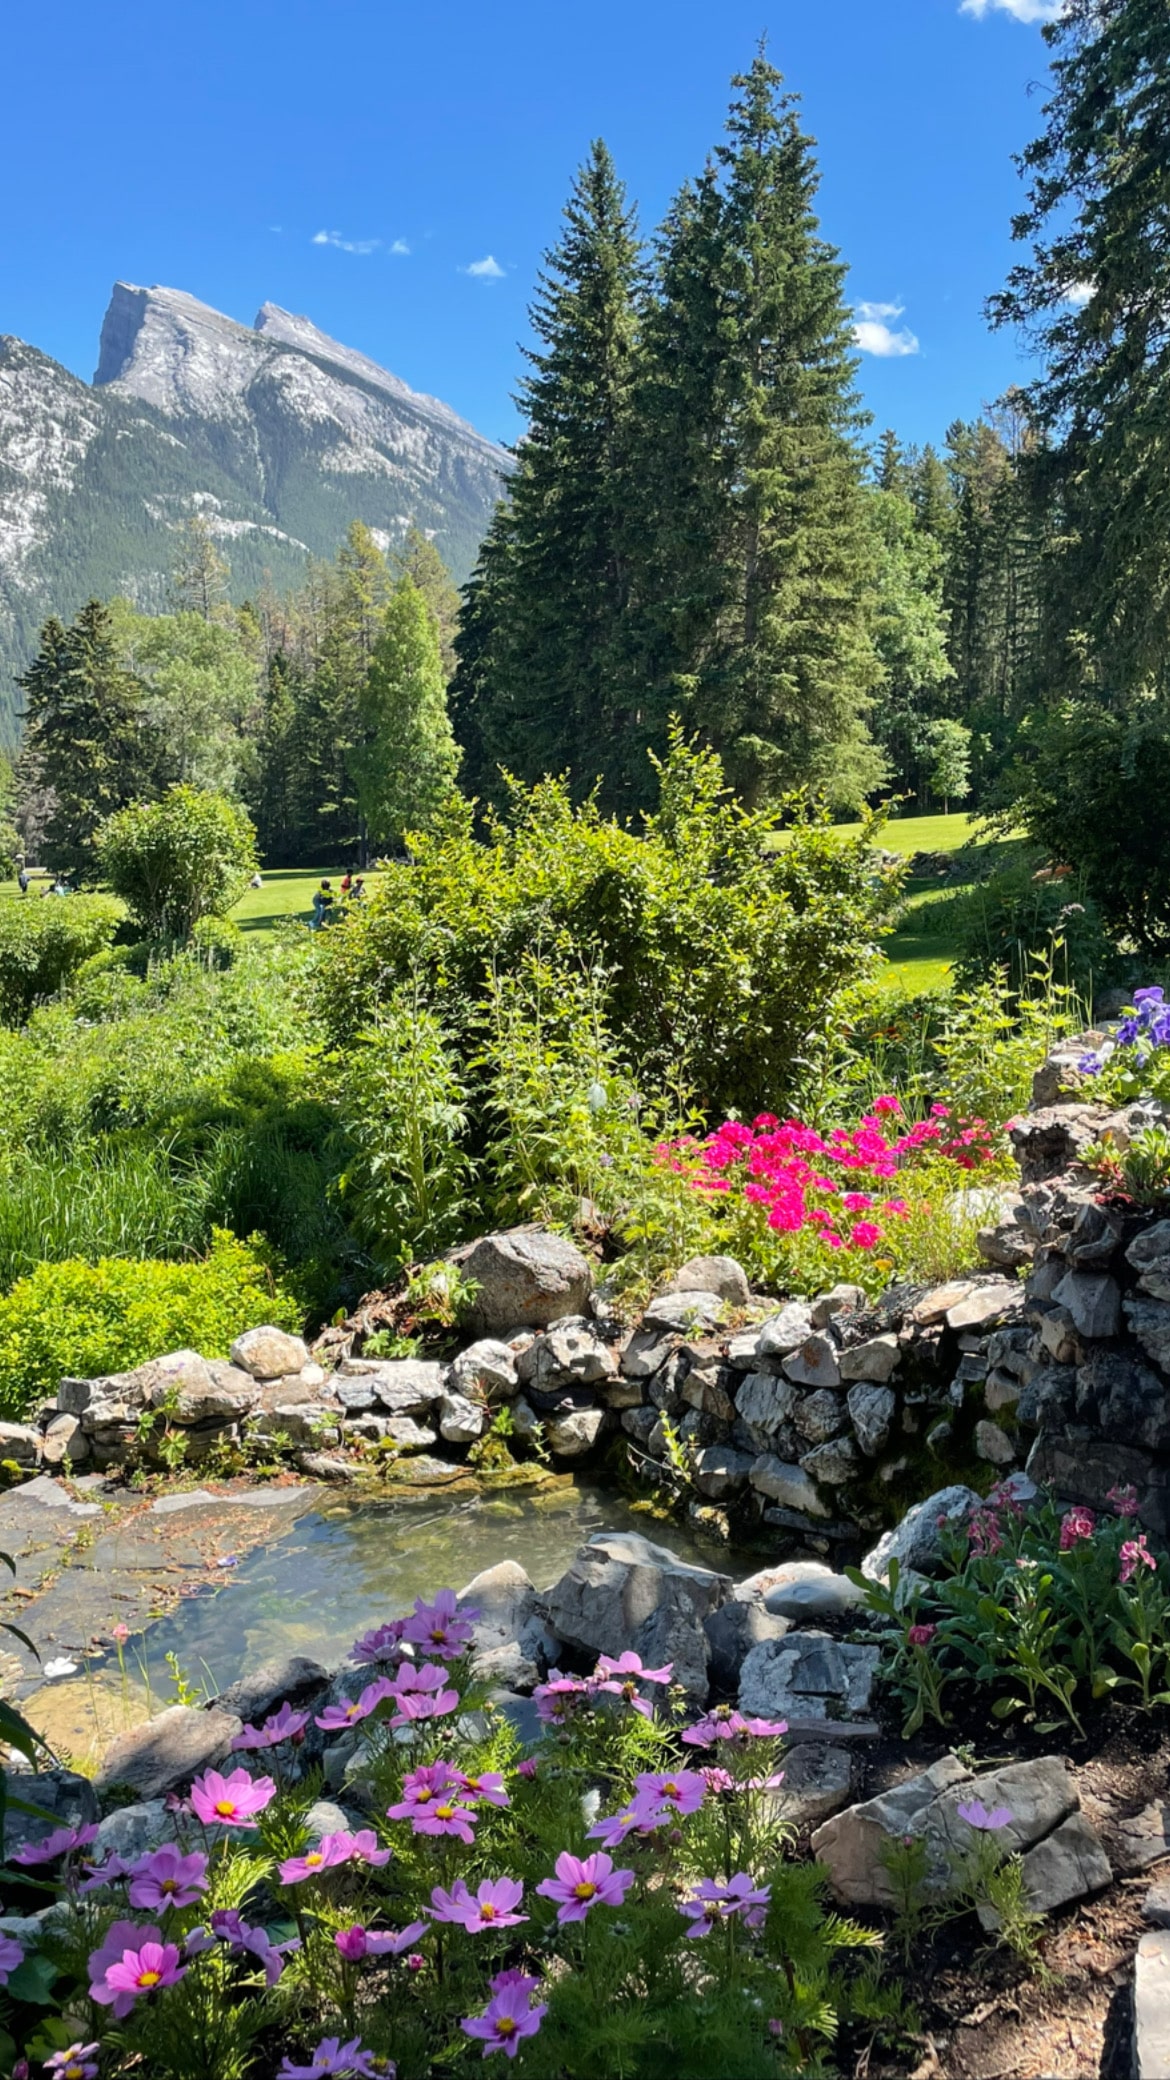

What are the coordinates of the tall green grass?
(0, 1147, 213, 1292)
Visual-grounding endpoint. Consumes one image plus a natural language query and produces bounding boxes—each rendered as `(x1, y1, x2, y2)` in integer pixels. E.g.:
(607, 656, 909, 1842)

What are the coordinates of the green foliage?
(868, 476, 954, 803)
(354, 578, 460, 849)
(95, 785, 259, 940)
(923, 717, 971, 812)
(0, 894, 121, 1026)
(110, 602, 259, 797)
(1085, 1125, 1170, 1207)
(0, 1229, 301, 1418)
(948, 848, 1112, 999)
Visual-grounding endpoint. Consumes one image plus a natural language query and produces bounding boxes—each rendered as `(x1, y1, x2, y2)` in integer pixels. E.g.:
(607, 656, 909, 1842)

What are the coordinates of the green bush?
(0, 894, 122, 1026)
(0, 1229, 302, 1417)
(948, 849, 1114, 999)
(95, 784, 258, 940)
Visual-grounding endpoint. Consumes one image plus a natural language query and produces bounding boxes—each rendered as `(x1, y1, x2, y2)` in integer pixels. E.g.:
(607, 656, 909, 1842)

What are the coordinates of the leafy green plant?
(1085, 1125, 1170, 1207)
(95, 785, 258, 941)
(0, 895, 122, 1027)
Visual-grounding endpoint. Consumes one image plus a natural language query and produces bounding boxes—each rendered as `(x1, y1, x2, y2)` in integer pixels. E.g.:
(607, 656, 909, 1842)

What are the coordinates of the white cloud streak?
(1063, 280, 1094, 307)
(853, 301, 921, 358)
(959, 0, 1066, 23)
(464, 254, 506, 281)
(312, 229, 381, 255)
(390, 239, 411, 256)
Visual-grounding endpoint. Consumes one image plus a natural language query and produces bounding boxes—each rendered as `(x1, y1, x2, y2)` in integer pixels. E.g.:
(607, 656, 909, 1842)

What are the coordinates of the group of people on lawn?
(309, 871, 367, 929)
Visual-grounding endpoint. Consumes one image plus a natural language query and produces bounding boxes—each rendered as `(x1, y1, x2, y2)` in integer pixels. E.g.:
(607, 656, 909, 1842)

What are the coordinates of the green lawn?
(229, 867, 384, 934)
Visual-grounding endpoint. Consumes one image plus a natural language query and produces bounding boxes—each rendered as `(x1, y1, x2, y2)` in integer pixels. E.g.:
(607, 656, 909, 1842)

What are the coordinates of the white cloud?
(853, 301, 921, 358)
(960, 0, 1066, 23)
(312, 229, 380, 255)
(390, 239, 411, 256)
(1063, 280, 1094, 307)
(464, 254, 506, 281)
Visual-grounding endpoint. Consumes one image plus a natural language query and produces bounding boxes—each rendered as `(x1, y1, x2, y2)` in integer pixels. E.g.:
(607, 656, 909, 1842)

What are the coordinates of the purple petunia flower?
(44, 2046, 100, 2080)
(334, 1921, 428, 1962)
(277, 2038, 392, 2079)
(278, 1828, 391, 1884)
(0, 1933, 22, 1984)
(402, 1588, 478, 1661)
(955, 1799, 1013, 1833)
(126, 1845, 209, 1912)
(461, 1979, 548, 2060)
(314, 1678, 396, 1732)
(430, 1877, 527, 1932)
(232, 1702, 311, 1751)
(11, 1823, 99, 1866)
(536, 1850, 635, 1923)
(678, 1873, 771, 1937)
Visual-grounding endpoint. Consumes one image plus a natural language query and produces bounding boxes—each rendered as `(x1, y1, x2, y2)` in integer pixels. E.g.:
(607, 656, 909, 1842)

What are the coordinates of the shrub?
(0, 894, 121, 1026)
(948, 849, 1113, 1000)
(0, 1229, 301, 1418)
(95, 785, 258, 940)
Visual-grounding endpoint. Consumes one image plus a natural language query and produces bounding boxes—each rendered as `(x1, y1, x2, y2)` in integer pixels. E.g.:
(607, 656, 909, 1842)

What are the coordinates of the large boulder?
(214, 1655, 331, 1727)
(2, 1769, 97, 1857)
(543, 1530, 731, 1701)
(230, 1327, 311, 1381)
(738, 1633, 880, 1730)
(664, 1255, 751, 1306)
(453, 1230, 593, 1335)
(861, 1484, 981, 1584)
(95, 1705, 243, 1800)
(458, 1560, 557, 1689)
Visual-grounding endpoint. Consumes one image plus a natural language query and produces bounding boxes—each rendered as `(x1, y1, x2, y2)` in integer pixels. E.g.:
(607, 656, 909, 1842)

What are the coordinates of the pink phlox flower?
(315, 1678, 395, 1731)
(850, 1221, 883, 1250)
(335, 1920, 428, 1961)
(842, 1192, 874, 1213)
(0, 1933, 22, 1984)
(678, 1873, 771, 1937)
(872, 1094, 902, 1115)
(461, 1979, 548, 2060)
(1121, 1534, 1157, 1584)
(1108, 1484, 1141, 1519)
(955, 1799, 1014, 1832)
(907, 1623, 937, 1647)
(44, 2048, 99, 2080)
(127, 1845, 208, 1911)
(533, 1672, 591, 1724)
(883, 1198, 910, 1216)
(455, 1769, 510, 1808)
(96, 1934, 186, 2010)
(351, 1618, 409, 1664)
(385, 1762, 461, 1819)
(632, 1769, 706, 1817)
(189, 1768, 276, 1828)
(232, 1702, 310, 1750)
(535, 1849, 635, 1923)
(403, 1588, 478, 1661)
(11, 1823, 99, 1866)
(277, 2038, 391, 2079)
(1059, 1506, 1096, 1551)
(278, 1829, 391, 1883)
(430, 1876, 527, 1931)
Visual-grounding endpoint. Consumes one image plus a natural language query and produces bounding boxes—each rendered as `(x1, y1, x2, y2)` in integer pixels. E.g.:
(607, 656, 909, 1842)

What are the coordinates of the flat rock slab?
(95, 1702, 242, 1797)
(1112, 1801, 1170, 1876)
(738, 1632, 879, 1726)
(1136, 1931, 1170, 2080)
(745, 1560, 865, 1624)
(766, 1744, 854, 1829)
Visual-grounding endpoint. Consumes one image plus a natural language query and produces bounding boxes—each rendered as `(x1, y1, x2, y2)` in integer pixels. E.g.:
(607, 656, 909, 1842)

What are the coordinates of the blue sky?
(2, 0, 1060, 454)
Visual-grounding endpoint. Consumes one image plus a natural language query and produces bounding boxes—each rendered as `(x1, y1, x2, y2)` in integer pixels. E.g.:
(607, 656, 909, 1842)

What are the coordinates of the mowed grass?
(229, 867, 384, 934)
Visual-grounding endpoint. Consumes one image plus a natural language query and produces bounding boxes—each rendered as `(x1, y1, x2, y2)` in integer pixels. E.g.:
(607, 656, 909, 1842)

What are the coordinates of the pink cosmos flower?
(535, 1850, 635, 1923)
(315, 1678, 396, 1731)
(403, 1588, 479, 1661)
(207, 1909, 299, 1985)
(632, 1769, 707, 1817)
(351, 1618, 409, 1664)
(1108, 1484, 1141, 1519)
(410, 1796, 477, 1843)
(232, 1702, 310, 1750)
(592, 1651, 673, 1719)
(907, 1623, 937, 1647)
(1059, 1507, 1096, 1551)
(1121, 1535, 1157, 1584)
(430, 1877, 527, 1931)
(461, 1978, 548, 2060)
(594, 1651, 673, 1685)
(388, 1665, 460, 1725)
(678, 1873, 771, 1937)
(77, 1853, 131, 1896)
(702, 1767, 735, 1795)
(11, 1823, 99, 1866)
(278, 1829, 391, 1883)
(278, 2039, 391, 2079)
(533, 1672, 591, 1724)
(127, 1845, 208, 1911)
(0, 1933, 22, 1983)
(955, 1799, 1013, 1832)
(456, 1769, 510, 1808)
(586, 1801, 663, 1850)
(190, 1768, 276, 1829)
(335, 1921, 428, 1962)
(45, 2048, 99, 2080)
(516, 1758, 538, 1780)
(90, 1929, 185, 2012)
(385, 1763, 461, 1820)
(681, 1709, 787, 1746)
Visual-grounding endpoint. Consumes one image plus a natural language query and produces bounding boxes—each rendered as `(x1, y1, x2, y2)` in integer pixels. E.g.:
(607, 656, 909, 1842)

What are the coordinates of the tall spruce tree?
(16, 600, 159, 878)
(452, 140, 643, 798)
(355, 579, 460, 849)
(622, 54, 882, 808)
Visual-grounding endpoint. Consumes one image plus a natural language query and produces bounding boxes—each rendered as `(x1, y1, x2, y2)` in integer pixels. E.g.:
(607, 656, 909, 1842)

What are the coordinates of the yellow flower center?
(65, 2066, 84, 2078)
(138, 1969, 162, 1988)
(435, 1804, 457, 1820)
(573, 1881, 598, 1901)
(213, 1801, 236, 1818)
(416, 1789, 434, 1804)
(161, 1878, 179, 1894)
(497, 2019, 517, 2039)
(305, 1852, 324, 1867)
(480, 1903, 496, 1920)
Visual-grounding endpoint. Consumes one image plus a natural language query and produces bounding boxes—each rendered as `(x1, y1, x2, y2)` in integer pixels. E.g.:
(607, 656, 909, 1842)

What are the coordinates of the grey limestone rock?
(809, 1284, 866, 1328)
(1053, 1268, 1122, 1341)
(839, 1334, 900, 1384)
(861, 1485, 981, 1583)
(1126, 1297, 1170, 1375)
(2, 1770, 97, 1856)
(664, 1255, 751, 1305)
(448, 1340, 520, 1401)
(757, 1562, 866, 1623)
(738, 1632, 879, 1728)
(735, 1372, 798, 1448)
(792, 1388, 846, 1444)
(946, 1282, 1025, 1334)
(799, 1436, 859, 1485)
(454, 1229, 593, 1335)
(756, 1305, 815, 1362)
(702, 1597, 790, 1692)
(1135, 1931, 1170, 2080)
(681, 1366, 736, 1422)
(437, 1393, 488, 1445)
(620, 1327, 678, 1380)
(782, 1335, 841, 1391)
(543, 1407, 606, 1458)
(517, 1319, 616, 1394)
(691, 1445, 755, 1500)
(214, 1655, 330, 1726)
(846, 1382, 896, 1456)
(991, 1812, 1111, 1924)
(748, 1455, 830, 1517)
(763, 1743, 854, 1829)
(544, 1529, 731, 1701)
(96, 1705, 243, 1800)
(230, 1327, 311, 1380)
(641, 1291, 728, 1336)
(1077, 1347, 1170, 1452)
(975, 1419, 1016, 1467)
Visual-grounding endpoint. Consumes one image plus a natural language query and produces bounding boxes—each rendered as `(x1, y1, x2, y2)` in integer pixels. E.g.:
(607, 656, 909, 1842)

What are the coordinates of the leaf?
(6, 1952, 59, 2004)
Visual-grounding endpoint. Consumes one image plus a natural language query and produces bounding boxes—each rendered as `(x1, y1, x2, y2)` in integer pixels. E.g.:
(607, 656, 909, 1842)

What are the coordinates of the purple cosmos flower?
(403, 1588, 478, 1661)
(232, 1702, 310, 1751)
(208, 1910, 297, 1985)
(334, 1921, 428, 1961)
(955, 1799, 1014, 1832)
(595, 1650, 673, 1684)
(11, 1823, 99, 1866)
(430, 1877, 527, 1931)
(278, 1829, 391, 1883)
(351, 1618, 409, 1664)
(277, 2040, 392, 2079)
(681, 1709, 788, 1746)
(126, 1845, 209, 1911)
(385, 1762, 460, 1820)
(93, 1934, 186, 2009)
(455, 1770, 509, 1808)
(586, 1801, 665, 1851)
(189, 1769, 276, 1828)
(44, 2047, 100, 2080)
(407, 1795, 476, 1842)
(386, 1661, 460, 1725)
(516, 1758, 538, 1780)
(533, 1673, 590, 1725)
(88, 1923, 162, 2018)
(536, 1850, 635, 1923)
(77, 1853, 132, 1896)
(678, 1874, 771, 1937)
(0, 1933, 22, 1984)
(315, 1678, 396, 1732)
(462, 1980, 548, 2060)
(633, 1769, 707, 1818)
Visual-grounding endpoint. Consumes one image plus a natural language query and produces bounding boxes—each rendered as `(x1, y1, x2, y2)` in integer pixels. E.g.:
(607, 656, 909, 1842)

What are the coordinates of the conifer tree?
(355, 579, 460, 849)
(17, 600, 159, 878)
(452, 140, 643, 797)
(391, 526, 462, 679)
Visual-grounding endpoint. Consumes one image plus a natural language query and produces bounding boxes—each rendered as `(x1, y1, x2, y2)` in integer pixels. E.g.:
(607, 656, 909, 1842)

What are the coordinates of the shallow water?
(132, 1480, 718, 1701)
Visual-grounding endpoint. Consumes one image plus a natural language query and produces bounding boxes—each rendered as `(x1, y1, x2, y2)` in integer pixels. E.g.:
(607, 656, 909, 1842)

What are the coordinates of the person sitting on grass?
(310, 880, 335, 930)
